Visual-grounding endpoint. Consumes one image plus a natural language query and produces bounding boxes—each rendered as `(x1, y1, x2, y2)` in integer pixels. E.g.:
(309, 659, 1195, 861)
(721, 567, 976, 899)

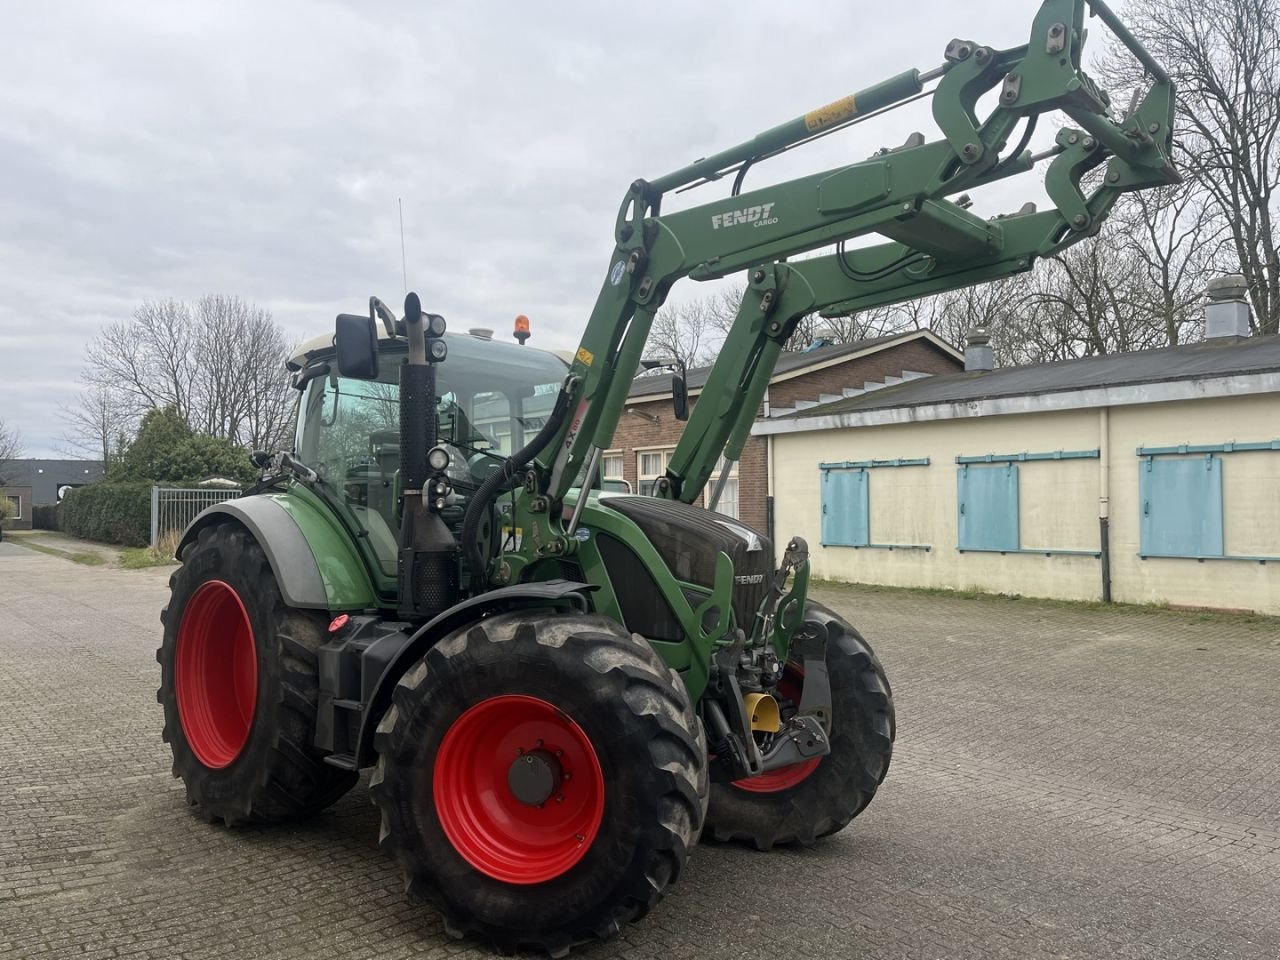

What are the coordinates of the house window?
(709, 455, 740, 519)
(600, 451, 631, 493)
(821, 469, 869, 546)
(637, 448, 674, 496)
(6, 495, 21, 520)
(1139, 455, 1224, 557)
(956, 463, 1020, 552)
(601, 451, 624, 481)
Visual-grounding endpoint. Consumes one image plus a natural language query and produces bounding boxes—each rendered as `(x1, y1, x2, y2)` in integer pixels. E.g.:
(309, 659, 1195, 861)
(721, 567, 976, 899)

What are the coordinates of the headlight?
(427, 446, 451, 471)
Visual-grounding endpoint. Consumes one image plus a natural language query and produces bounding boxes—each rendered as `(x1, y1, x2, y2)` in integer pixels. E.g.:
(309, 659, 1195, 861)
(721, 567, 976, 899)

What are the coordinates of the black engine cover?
(600, 496, 771, 638)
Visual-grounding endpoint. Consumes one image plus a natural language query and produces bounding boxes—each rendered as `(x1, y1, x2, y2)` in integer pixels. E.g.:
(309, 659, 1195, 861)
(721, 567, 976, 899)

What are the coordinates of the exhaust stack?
(398, 291, 459, 620)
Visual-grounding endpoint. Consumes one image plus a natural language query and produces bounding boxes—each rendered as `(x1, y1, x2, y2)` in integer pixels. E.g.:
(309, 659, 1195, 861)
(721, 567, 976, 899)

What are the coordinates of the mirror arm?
(370, 296, 399, 338)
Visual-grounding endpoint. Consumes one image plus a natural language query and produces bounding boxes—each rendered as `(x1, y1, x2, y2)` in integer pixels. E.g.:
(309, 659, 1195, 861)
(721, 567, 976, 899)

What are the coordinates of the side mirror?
(334, 313, 379, 379)
(672, 372, 689, 421)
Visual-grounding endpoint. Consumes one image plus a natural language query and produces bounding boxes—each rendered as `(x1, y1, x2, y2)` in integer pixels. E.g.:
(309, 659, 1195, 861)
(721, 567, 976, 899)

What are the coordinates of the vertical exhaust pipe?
(398, 292, 459, 620)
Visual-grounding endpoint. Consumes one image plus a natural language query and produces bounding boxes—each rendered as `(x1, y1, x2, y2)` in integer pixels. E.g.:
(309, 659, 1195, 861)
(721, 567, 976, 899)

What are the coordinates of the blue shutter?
(821, 469, 870, 546)
(1139, 456, 1224, 557)
(957, 464, 1019, 551)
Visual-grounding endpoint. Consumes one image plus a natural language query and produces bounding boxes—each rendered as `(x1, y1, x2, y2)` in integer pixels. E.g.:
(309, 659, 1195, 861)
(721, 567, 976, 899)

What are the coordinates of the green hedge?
(59, 483, 152, 547)
(32, 504, 58, 530)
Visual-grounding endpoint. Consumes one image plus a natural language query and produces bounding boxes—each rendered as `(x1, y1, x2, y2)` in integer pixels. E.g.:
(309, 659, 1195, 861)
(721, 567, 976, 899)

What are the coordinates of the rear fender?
(176, 493, 377, 611)
(351, 580, 596, 768)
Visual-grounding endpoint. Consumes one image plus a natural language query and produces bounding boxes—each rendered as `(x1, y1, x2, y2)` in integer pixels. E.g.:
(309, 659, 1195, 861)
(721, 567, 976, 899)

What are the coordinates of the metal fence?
(150, 486, 241, 547)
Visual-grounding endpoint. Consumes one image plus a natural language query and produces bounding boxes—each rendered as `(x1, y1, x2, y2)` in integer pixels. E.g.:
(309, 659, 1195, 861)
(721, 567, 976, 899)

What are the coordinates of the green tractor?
(158, 2, 1177, 953)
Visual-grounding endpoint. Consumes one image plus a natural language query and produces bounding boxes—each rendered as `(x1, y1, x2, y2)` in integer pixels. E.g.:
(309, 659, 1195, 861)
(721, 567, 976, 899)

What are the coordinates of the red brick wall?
(769, 339, 959, 409)
(603, 337, 962, 541)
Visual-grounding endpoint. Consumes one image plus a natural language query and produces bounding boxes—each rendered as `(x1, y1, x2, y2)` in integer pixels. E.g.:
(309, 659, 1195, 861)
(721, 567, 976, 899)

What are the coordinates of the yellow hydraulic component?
(743, 693, 781, 733)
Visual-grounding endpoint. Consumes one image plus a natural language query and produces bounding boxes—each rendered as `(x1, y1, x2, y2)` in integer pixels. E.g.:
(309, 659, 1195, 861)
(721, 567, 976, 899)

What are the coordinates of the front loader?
(157, 2, 1178, 954)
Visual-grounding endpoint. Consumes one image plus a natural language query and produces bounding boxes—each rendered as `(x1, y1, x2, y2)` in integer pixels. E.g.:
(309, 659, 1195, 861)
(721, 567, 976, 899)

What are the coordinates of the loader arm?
(664, 145, 1136, 506)
(482, 0, 1178, 586)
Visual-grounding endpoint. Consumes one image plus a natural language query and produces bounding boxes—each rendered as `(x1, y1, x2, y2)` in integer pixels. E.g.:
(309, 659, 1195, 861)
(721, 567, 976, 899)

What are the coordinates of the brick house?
(605, 330, 963, 539)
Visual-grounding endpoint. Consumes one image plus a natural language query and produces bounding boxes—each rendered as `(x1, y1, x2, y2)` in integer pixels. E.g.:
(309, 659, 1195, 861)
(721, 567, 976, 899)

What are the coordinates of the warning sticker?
(576, 346, 594, 367)
(804, 94, 858, 132)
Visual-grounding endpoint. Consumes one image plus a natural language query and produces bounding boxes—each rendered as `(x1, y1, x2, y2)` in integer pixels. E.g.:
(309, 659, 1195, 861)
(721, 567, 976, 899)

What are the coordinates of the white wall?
(1107, 395, 1280, 611)
(770, 393, 1280, 614)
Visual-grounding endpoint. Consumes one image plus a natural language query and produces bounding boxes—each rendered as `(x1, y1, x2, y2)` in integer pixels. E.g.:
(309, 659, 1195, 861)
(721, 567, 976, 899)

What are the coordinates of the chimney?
(1204, 275, 1252, 340)
(964, 327, 993, 372)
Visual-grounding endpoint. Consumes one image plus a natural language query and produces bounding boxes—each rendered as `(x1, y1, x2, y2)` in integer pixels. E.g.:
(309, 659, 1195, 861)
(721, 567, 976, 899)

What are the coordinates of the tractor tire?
(705, 600, 894, 849)
(157, 522, 357, 825)
(370, 610, 707, 957)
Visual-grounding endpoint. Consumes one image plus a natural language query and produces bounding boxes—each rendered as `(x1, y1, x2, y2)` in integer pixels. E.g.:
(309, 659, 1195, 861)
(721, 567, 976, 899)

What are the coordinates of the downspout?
(1098, 406, 1112, 603)
(767, 432, 777, 558)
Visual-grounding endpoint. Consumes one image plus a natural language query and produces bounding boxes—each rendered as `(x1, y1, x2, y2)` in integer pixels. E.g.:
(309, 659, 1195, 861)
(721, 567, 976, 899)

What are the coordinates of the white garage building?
(754, 288, 1280, 615)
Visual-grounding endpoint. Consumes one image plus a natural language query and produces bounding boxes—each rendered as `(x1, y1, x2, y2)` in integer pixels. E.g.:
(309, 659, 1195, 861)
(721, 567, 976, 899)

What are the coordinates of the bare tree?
(927, 277, 1036, 363)
(59, 384, 132, 466)
(190, 295, 295, 450)
(0, 418, 23, 484)
(1112, 184, 1228, 345)
(784, 304, 917, 349)
(644, 296, 727, 371)
(79, 295, 295, 452)
(1022, 229, 1158, 359)
(1118, 0, 1280, 333)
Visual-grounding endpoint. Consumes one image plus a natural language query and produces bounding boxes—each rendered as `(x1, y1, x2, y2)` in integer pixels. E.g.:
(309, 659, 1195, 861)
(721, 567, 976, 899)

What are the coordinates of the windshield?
(294, 334, 567, 581)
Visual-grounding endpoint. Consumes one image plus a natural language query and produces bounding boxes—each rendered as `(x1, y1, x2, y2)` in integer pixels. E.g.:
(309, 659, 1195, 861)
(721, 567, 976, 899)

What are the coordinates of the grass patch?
(9, 538, 106, 566)
(810, 578, 1280, 625)
(119, 531, 180, 569)
(119, 546, 178, 569)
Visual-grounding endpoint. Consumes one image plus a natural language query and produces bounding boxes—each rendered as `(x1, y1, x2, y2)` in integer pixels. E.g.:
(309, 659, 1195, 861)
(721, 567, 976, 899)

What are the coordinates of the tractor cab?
(287, 327, 569, 593)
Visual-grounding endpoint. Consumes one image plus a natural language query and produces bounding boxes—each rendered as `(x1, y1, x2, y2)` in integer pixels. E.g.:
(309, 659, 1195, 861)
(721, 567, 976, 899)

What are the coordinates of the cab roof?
(287, 326, 571, 371)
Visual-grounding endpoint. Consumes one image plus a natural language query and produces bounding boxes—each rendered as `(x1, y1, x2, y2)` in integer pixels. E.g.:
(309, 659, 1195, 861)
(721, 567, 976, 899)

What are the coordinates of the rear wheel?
(157, 523, 357, 824)
(370, 611, 707, 957)
(705, 600, 894, 849)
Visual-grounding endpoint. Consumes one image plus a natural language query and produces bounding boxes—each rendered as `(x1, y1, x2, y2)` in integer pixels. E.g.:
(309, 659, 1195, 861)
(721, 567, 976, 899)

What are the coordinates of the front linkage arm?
(482, 0, 1178, 587)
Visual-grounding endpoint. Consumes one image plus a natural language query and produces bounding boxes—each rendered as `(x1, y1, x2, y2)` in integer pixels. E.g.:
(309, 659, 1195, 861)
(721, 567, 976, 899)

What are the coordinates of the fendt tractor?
(158, 2, 1176, 954)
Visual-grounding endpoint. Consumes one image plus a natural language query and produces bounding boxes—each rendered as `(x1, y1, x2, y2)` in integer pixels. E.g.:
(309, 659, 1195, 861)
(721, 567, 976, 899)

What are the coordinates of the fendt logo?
(711, 202, 777, 230)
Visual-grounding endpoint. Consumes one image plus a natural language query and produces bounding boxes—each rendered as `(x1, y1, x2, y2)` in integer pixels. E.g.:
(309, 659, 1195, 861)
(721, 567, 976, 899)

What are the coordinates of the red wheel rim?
(733, 666, 822, 794)
(433, 695, 605, 884)
(175, 580, 258, 769)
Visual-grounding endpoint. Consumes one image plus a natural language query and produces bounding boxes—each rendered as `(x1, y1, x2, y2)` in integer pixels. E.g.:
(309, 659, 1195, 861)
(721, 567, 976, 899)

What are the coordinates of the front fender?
(177, 492, 377, 611)
(351, 580, 595, 767)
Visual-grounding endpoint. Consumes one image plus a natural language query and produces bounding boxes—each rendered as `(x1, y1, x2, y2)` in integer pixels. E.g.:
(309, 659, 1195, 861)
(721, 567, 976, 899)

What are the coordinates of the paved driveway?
(1, 547, 1278, 959)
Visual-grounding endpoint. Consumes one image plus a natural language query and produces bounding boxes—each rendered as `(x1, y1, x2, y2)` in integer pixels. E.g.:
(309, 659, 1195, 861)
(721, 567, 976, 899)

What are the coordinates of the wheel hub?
(433, 694, 605, 884)
(507, 749, 563, 807)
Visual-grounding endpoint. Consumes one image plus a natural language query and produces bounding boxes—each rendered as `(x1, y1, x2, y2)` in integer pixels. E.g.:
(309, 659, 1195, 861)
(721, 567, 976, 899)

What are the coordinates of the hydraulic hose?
(460, 386, 574, 586)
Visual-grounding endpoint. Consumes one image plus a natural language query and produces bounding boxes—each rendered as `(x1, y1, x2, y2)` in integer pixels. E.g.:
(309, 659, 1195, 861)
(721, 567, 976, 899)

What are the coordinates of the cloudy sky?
(1, 1, 1075, 457)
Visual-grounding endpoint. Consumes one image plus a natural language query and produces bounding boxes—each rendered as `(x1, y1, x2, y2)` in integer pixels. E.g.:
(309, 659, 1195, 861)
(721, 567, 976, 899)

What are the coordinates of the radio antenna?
(398, 197, 408, 296)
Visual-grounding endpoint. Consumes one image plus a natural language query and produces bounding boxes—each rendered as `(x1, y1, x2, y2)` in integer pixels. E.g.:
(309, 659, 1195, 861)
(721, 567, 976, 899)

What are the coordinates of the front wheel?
(157, 522, 357, 824)
(705, 600, 894, 849)
(370, 611, 707, 957)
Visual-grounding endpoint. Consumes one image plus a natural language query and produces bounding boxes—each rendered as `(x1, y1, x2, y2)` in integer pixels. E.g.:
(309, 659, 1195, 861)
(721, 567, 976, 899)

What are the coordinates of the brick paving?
(2, 546, 1279, 958)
